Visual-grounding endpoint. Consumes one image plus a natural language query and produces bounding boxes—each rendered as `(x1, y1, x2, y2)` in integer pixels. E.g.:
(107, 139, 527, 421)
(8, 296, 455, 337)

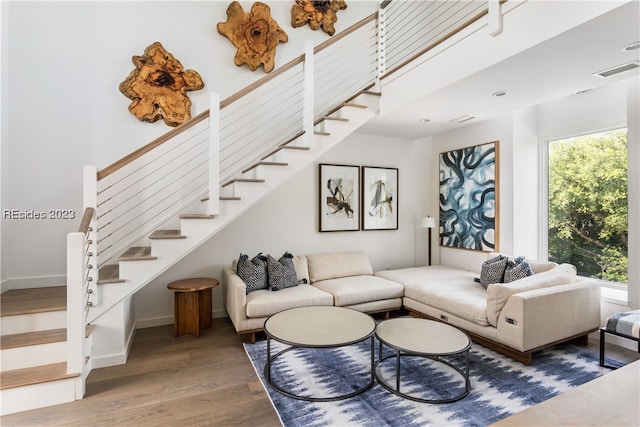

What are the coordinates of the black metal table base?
(264, 336, 375, 402)
(374, 349, 471, 404)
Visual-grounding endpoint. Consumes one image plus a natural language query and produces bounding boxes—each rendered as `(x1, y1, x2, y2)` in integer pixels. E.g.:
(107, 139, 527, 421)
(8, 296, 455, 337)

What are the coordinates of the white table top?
(264, 306, 376, 347)
(376, 317, 471, 355)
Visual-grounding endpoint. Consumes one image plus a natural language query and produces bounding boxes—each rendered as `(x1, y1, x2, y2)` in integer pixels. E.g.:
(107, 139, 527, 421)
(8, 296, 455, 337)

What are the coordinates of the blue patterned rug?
(244, 337, 621, 426)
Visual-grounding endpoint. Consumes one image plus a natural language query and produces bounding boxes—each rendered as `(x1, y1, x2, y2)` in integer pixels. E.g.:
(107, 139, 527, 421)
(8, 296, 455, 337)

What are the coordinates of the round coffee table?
(374, 317, 471, 403)
(263, 306, 376, 402)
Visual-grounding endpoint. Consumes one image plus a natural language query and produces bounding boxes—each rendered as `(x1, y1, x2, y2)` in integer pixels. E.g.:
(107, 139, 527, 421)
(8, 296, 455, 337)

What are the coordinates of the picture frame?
(439, 140, 499, 251)
(319, 163, 360, 232)
(361, 166, 398, 231)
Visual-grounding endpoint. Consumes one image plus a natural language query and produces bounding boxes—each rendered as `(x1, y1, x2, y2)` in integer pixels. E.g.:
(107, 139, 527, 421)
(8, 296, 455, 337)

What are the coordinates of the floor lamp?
(421, 216, 437, 266)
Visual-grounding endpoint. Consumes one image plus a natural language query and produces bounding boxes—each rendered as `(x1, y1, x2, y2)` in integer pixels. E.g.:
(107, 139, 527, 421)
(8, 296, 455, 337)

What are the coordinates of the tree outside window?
(548, 129, 628, 285)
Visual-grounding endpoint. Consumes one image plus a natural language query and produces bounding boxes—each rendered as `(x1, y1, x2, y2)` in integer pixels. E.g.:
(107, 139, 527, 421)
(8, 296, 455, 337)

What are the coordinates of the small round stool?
(167, 278, 219, 337)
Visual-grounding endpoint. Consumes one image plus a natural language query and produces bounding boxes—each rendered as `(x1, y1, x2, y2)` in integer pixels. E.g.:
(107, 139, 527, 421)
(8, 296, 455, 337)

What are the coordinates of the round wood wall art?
(119, 42, 204, 127)
(291, 0, 347, 36)
(217, 1, 289, 73)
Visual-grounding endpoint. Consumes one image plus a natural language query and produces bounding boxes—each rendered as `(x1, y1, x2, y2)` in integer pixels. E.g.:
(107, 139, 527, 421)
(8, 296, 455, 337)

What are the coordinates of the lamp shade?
(421, 217, 437, 229)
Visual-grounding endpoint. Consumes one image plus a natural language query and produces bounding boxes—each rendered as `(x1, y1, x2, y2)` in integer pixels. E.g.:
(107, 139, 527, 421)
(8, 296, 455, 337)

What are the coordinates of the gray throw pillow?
(504, 256, 535, 283)
(480, 255, 508, 288)
(237, 253, 268, 294)
(267, 252, 299, 291)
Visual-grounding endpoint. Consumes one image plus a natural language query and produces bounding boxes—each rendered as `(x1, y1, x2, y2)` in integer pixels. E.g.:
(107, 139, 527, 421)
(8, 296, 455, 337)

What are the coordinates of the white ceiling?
(357, 1, 640, 140)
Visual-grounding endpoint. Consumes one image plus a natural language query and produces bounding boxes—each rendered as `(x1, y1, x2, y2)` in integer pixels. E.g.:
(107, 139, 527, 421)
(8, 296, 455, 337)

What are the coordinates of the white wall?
(134, 133, 426, 327)
(428, 78, 638, 313)
(0, 0, 377, 289)
(430, 115, 516, 273)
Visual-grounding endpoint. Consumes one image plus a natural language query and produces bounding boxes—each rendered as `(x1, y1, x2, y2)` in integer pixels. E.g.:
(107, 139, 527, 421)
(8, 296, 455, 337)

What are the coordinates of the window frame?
(539, 122, 628, 291)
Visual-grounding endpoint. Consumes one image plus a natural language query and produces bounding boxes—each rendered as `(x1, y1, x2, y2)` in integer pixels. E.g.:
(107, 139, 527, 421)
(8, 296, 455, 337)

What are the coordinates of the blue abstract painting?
(439, 141, 498, 251)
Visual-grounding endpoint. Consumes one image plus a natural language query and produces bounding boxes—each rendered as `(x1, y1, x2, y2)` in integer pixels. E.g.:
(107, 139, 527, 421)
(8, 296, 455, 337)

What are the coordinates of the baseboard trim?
(1, 275, 66, 291)
(135, 309, 228, 329)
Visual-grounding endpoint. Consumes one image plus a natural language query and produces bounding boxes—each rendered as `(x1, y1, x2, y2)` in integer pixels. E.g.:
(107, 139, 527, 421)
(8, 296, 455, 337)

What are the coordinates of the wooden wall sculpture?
(291, 0, 347, 36)
(217, 1, 289, 73)
(119, 42, 204, 127)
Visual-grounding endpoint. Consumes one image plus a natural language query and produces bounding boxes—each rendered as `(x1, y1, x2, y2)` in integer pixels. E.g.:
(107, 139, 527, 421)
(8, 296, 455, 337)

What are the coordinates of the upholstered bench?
(600, 309, 640, 368)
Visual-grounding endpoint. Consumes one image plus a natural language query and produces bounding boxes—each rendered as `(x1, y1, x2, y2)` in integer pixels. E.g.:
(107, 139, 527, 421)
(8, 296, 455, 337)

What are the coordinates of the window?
(546, 128, 628, 288)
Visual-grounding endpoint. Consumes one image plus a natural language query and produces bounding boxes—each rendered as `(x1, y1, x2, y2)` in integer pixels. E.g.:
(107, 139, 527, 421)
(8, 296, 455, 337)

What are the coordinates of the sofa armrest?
(496, 281, 601, 352)
(224, 267, 248, 332)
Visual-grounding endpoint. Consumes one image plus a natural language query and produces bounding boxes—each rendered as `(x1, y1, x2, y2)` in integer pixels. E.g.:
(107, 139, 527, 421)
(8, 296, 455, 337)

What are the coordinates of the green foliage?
(548, 129, 628, 283)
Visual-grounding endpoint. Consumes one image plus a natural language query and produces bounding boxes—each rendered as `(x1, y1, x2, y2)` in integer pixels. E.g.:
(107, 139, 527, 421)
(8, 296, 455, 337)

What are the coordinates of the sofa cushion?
(486, 263, 577, 327)
(306, 251, 373, 283)
(237, 253, 268, 294)
(267, 253, 299, 291)
(480, 255, 508, 288)
(503, 256, 534, 283)
(245, 285, 333, 318)
(311, 275, 404, 307)
(487, 252, 557, 274)
(377, 266, 490, 326)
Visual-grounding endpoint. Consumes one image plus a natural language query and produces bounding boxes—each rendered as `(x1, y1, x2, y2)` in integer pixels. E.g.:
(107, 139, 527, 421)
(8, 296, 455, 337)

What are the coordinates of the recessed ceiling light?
(622, 41, 640, 51)
(492, 91, 507, 97)
(420, 118, 431, 123)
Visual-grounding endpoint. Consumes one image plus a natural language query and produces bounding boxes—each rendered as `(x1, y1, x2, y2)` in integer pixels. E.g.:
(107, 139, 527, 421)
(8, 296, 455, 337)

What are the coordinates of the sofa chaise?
(375, 253, 601, 365)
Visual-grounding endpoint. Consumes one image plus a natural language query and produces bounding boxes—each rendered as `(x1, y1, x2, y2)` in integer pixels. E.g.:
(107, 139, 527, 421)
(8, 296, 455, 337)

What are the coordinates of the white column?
(66, 232, 85, 378)
(488, 0, 503, 37)
(303, 40, 315, 146)
(208, 93, 221, 215)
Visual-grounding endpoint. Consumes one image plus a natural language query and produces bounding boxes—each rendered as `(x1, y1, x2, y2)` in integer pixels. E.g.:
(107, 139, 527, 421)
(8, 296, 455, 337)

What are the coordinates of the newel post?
(66, 232, 85, 383)
(83, 166, 98, 307)
(488, 0, 503, 37)
(303, 40, 315, 146)
(208, 93, 221, 215)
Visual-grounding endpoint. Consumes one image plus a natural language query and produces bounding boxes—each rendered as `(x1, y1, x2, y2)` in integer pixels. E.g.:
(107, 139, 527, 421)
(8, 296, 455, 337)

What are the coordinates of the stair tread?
(98, 264, 124, 284)
(149, 229, 185, 239)
(343, 102, 367, 109)
(179, 213, 215, 219)
(0, 286, 66, 317)
(1, 328, 67, 350)
(219, 196, 241, 201)
(281, 145, 310, 150)
(0, 362, 79, 390)
(363, 90, 382, 96)
(221, 178, 266, 188)
(324, 116, 349, 122)
(314, 131, 330, 136)
(118, 246, 157, 261)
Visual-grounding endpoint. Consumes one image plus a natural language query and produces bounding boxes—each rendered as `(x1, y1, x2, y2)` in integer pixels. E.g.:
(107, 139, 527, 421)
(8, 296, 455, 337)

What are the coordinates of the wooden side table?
(167, 278, 219, 337)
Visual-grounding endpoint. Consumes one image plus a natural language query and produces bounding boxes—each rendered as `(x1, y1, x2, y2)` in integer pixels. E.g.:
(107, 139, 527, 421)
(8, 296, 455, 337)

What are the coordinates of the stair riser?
(1, 342, 66, 371)
(0, 378, 79, 416)
(242, 164, 293, 182)
(1, 311, 66, 335)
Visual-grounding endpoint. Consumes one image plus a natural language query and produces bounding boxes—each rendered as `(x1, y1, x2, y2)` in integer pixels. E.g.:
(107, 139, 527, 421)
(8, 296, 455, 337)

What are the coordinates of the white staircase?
(88, 95, 380, 323)
(0, 287, 94, 416)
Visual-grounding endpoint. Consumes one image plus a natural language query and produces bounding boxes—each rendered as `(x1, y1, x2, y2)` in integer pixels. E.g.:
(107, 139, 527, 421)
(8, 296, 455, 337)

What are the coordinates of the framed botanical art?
(362, 166, 398, 231)
(319, 163, 360, 232)
(439, 141, 499, 251)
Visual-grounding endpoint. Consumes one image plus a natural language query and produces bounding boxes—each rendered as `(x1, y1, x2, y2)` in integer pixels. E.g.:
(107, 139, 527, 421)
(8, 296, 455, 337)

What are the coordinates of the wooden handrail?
(315, 12, 377, 54)
(220, 56, 305, 109)
(97, 109, 210, 180)
(78, 207, 95, 233)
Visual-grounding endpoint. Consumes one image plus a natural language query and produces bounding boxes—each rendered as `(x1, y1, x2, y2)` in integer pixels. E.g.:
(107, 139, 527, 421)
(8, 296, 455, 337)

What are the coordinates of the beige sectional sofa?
(225, 250, 600, 364)
(375, 254, 601, 365)
(224, 251, 404, 343)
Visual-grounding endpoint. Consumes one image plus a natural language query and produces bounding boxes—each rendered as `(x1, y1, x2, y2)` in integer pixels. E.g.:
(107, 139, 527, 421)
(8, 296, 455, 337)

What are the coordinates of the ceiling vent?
(593, 61, 640, 78)
(449, 114, 475, 123)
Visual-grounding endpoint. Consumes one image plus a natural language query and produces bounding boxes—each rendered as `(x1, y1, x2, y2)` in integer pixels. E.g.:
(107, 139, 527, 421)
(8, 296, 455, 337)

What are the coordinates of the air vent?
(449, 114, 475, 123)
(593, 61, 640, 78)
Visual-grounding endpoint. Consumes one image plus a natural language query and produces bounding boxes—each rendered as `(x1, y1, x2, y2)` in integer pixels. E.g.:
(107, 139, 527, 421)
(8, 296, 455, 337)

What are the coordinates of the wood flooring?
(0, 318, 281, 427)
(1, 316, 638, 426)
